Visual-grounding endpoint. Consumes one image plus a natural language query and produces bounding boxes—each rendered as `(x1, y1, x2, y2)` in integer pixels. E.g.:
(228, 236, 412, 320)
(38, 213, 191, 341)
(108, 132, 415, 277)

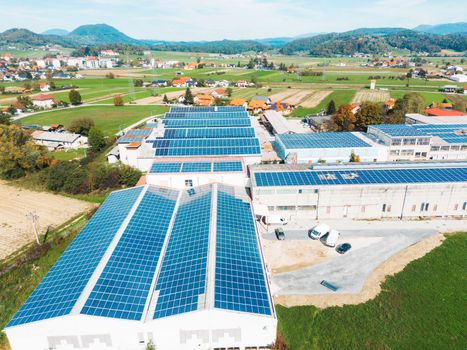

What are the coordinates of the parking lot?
(259, 218, 467, 306)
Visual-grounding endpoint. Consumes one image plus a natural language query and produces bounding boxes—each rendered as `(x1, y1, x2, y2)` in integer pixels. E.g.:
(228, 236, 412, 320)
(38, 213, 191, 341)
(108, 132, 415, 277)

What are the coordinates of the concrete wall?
(5, 310, 277, 350)
(146, 172, 248, 189)
(252, 183, 467, 220)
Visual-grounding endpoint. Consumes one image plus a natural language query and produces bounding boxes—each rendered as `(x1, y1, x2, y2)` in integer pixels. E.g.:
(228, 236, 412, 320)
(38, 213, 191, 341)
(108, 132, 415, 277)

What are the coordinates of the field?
(19, 105, 168, 136)
(0, 181, 94, 260)
(353, 90, 390, 103)
(292, 89, 357, 117)
(276, 232, 466, 350)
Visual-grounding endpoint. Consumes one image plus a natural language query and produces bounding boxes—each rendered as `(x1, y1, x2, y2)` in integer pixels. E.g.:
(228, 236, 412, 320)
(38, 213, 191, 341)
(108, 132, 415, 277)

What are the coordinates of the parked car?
(336, 243, 352, 254)
(322, 229, 340, 247)
(308, 223, 330, 240)
(262, 215, 288, 225)
(275, 228, 285, 240)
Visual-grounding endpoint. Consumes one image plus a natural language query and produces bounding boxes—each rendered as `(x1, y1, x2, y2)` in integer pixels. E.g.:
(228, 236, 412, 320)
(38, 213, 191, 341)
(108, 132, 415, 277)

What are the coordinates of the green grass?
(19, 105, 168, 136)
(291, 89, 356, 117)
(51, 148, 87, 161)
(277, 232, 467, 350)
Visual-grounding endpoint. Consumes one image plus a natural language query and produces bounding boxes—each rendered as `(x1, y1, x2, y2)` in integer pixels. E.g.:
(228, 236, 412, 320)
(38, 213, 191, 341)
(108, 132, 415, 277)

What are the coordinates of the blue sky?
(1, 0, 466, 40)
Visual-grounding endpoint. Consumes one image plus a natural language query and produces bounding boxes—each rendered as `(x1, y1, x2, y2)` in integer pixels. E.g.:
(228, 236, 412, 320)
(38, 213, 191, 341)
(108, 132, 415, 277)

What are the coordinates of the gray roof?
(32, 131, 82, 143)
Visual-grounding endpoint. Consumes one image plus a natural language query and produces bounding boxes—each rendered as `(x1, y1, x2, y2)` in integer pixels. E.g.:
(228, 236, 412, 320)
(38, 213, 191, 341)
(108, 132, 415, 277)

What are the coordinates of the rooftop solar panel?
(155, 146, 261, 157)
(254, 167, 467, 187)
(154, 188, 212, 319)
(150, 162, 183, 173)
(81, 187, 178, 320)
(181, 162, 212, 173)
(165, 111, 249, 119)
(125, 129, 152, 137)
(161, 128, 256, 139)
(277, 132, 371, 149)
(369, 124, 429, 137)
(7, 186, 143, 327)
(213, 161, 243, 172)
(163, 119, 251, 128)
(153, 138, 259, 149)
(215, 187, 272, 315)
(170, 106, 245, 113)
(118, 137, 145, 144)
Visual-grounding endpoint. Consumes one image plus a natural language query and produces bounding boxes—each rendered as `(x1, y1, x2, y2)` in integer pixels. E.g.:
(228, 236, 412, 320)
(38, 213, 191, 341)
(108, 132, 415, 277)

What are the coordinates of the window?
(297, 205, 317, 211)
(417, 138, 430, 145)
(420, 203, 429, 212)
(267, 206, 275, 211)
(463, 202, 467, 211)
(299, 189, 317, 194)
(391, 139, 402, 146)
(401, 149, 414, 156)
(411, 205, 416, 212)
(430, 146, 440, 152)
(277, 206, 295, 211)
(450, 146, 460, 151)
(382, 204, 387, 212)
(390, 150, 400, 156)
(441, 146, 450, 151)
(454, 204, 459, 210)
(403, 138, 416, 145)
(184, 179, 193, 187)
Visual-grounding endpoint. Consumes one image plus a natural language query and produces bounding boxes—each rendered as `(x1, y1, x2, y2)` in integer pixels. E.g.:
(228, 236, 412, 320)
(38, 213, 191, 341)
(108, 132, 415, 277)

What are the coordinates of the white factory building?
(5, 184, 276, 350)
(249, 162, 467, 220)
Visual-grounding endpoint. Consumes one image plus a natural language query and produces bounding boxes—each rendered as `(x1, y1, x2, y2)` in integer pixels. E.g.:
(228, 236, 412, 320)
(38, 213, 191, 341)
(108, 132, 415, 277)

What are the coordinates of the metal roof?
(276, 132, 372, 149)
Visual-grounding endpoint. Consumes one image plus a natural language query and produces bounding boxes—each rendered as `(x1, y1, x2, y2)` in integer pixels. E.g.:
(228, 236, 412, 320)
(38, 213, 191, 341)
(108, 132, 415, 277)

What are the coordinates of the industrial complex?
(5, 106, 467, 350)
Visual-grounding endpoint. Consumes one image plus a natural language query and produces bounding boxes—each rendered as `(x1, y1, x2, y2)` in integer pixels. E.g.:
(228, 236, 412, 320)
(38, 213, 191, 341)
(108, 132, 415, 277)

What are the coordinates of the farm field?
(353, 90, 390, 103)
(91, 87, 183, 105)
(276, 232, 466, 350)
(292, 89, 357, 117)
(19, 105, 168, 135)
(0, 181, 94, 260)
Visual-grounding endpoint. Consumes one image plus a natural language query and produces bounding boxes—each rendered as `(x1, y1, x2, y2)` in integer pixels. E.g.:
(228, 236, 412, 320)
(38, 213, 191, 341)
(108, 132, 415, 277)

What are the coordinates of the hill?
(67, 24, 141, 45)
(151, 39, 269, 54)
(414, 22, 467, 35)
(0, 28, 72, 47)
(42, 28, 69, 36)
(281, 29, 467, 56)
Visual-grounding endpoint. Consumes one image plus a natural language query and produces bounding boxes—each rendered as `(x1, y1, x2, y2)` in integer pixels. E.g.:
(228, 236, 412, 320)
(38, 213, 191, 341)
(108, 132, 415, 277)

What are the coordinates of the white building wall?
(5, 309, 276, 350)
(146, 173, 248, 189)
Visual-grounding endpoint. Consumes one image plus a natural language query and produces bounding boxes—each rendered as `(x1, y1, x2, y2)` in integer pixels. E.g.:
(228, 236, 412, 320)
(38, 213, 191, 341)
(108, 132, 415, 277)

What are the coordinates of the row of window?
(431, 145, 467, 152)
(391, 138, 430, 146)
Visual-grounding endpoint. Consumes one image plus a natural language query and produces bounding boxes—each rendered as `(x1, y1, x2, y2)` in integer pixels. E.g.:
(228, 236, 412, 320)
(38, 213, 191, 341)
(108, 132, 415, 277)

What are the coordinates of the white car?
(261, 215, 288, 225)
(323, 229, 340, 247)
(308, 223, 330, 240)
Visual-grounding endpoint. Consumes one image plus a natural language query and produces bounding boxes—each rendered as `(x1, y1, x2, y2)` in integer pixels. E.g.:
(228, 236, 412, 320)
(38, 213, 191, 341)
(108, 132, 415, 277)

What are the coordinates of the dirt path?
(299, 90, 332, 108)
(274, 233, 445, 308)
(0, 181, 95, 260)
(134, 87, 211, 104)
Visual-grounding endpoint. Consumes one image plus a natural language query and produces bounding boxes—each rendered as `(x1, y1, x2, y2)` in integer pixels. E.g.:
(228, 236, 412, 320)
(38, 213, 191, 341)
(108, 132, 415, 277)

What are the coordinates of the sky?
(1, 0, 466, 41)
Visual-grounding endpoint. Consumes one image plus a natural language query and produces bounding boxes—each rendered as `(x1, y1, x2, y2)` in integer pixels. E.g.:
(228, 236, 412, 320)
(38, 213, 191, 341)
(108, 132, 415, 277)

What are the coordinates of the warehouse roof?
(276, 132, 372, 149)
(31, 131, 82, 143)
(7, 184, 273, 328)
(368, 124, 429, 137)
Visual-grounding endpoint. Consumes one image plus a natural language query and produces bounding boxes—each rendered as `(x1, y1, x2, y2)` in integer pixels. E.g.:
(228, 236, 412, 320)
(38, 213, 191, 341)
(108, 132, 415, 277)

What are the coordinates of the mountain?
(281, 29, 467, 56)
(151, 40, 269, 54)
(42, 28, 69, 36)
(0, 28, 72, 47)
(67, 24, 141, 45)
(413, 22, 467, 35)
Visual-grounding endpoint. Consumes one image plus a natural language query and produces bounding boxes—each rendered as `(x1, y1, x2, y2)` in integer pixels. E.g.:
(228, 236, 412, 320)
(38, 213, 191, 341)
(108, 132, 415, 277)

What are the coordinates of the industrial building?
(118, 107, 262, 171)
(5, 184, 276, 350)
(249, 162, 467, 220)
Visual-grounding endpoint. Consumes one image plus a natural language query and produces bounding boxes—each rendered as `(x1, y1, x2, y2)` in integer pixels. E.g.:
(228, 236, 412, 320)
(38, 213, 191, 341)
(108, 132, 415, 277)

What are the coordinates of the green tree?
(326, 100, 337, 115)
(0, 125, 48, 179)
(117, 164, 142, 187)
(68, 89, 82, 105)
(332, 104, 356, 131)
(145, 340, 156, 350)
(17, 95, 32, 109)
(389, 92, 425, 124)
(68, 118, 95, 136)
(251, 74, 258, 86)
(88, 127, 106, 151)
(113, 95, 124, 106)
(184, 88, 194, 105)
(163, 94, 169, 104)
(453, 99, 467, 113)
(133, 79, 144, 87)
(349, 152, 361, 162)
(0, 112, 12, 125)
(226, 87, 233, 97)
(356, 101, 383, 130)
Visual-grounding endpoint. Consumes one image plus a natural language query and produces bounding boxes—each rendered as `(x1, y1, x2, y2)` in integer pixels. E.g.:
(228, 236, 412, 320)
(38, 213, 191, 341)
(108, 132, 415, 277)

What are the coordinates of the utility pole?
(26, 211, 41, 245)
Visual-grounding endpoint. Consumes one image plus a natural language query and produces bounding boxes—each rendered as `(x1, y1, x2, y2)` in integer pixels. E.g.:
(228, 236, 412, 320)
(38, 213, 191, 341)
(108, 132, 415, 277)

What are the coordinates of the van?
(308, 223, 330, 240)
(323, 229, 340, 247)
(261, 215, 288, 225)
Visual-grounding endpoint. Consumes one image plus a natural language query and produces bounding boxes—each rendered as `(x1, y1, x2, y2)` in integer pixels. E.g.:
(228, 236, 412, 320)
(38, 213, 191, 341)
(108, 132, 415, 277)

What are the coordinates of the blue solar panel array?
(215, 186, 272, 315)
(150, 161, 244, 173)
(254, 167, 467, 187)
(81, 187, 178, 320)
(153, 138, 259, 149)
(126, 129, 152, 137)
(155, 146, 260, 156)
(170, 106, 245, 113)
(277, 132, 371, 149)
(118, 136, 145, 144)
(163, 118, 251, 128)
(412, 124, 467, 144)
(369, 124, 429, 137)
(154, 188, 212, 319)
(165, 111, 249, 119)
(7, 186, 143, 327)
(161, 127, 256, 139)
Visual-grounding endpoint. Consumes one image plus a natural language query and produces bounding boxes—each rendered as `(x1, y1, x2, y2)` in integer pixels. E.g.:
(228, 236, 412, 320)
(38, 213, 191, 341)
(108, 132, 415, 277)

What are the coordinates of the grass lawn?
(19, 105, 168, 136)
(277, 232, 466, 350)
(291, 89, 356, 117)
(51, 148, 87, 161)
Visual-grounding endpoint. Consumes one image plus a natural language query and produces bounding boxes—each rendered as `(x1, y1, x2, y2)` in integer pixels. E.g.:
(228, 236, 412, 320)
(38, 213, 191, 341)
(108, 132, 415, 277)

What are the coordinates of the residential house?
(236, 80, 248, 88)
(211, 88, 227, 99)
(424, 108, 466, 117)
(248, 99, 269, 113)
(39, 83, 50, 92)
(151, 80, 168, 87)
(270, 102, 293, 115)
(229, 98, 248, 108)
(205, 80, 217, 87)
(442, 85, 458, 93)
(251, 96, 272, 105)
(171, 76, 192, 87)
(194, 94, 215, 106)
(31, 94, 56, 109)
(4, 86, 26, 94)
(429, 102, 453, 110)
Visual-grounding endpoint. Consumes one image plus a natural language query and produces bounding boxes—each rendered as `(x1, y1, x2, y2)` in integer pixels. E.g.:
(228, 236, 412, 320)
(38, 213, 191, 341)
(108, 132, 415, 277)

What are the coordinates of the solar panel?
(154, 188, 212, 319)
(277, 132, 371, 149)
(118, 136, 144, 144)
(411, 124, 467, 144)
(254, 167, 467, 187)
(161, 128, 256, 139)
(153, 138, 259, 149)
(125, 129, 152, 137)
(163, 119, 251, 128)
(369, 124, 429, 137)
(150, 162, 183, 173)
(215, 186, 272, 315)
(7, 187, 143, 327)
(181, 162, 212, 173)
(81, 187, 178, 320)
(170, 106, 245, 113)
(155, 146, 261, 156)
(213, 161, 243, 172)
(164, 111, 249, 119)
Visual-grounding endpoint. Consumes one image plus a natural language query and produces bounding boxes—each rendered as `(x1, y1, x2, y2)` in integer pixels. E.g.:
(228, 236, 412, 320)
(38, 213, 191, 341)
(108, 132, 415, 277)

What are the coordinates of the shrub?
(117, 164, 142, 187)
(68, 118, 95, 136)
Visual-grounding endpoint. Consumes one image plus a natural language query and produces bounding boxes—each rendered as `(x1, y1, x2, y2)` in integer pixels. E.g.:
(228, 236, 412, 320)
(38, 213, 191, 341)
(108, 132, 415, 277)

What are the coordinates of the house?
(424, 108, 466, 117)
(31, 94, 56, 109)
(151, 80, 168, 87)
(194, 94, 215, 106)
(171, 76, 192, 87)
(31, 131, 87, 150)
(229, 98, 248, 108)
(100, 50, 119, 56)
(39, 83, 50, 92)
(429, 102, 453, 110)
(448, 74, 467, 83)
(251, 96, 272, 105)
(186, 79, 198, 88)
(211, 88, 227, 99)
(205, 79, 217, 87)
(184, 62, 197, 70)
(270, 102, 293, 115)
(248, 99, 269, 112)
(384, 98, 397, 111)
(4, 86, 26, 94)
(236, 80, 248, 88)
(106, 146, 120, 164)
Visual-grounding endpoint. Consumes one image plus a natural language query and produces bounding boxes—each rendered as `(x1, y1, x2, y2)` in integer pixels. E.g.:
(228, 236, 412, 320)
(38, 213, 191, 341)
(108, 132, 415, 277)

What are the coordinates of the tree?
(113, 95, 124, 106)
(106, 72, 115, 79)
(163, 94, 169, 104)
(184, 88, 194, 105)
(453, 99, 467, 113)
(388, 92, 425, 124)
(17, 95, 32, 109)
(226, 87, 233, 97)
(69, 89, 82, 105)
(349, 152, 361, 162)
(355, 102, 383, 130)
(133, 79, 144, 87)
(0, 125, 49, 179)
(326, 100, 336, 115)
(88, 127, 106, 151)
(68, 118, 95, 136)
(251, 74, 258, 86)
(145, 340, 156, 350)
(117, 164, 142, 187)
(0, 112, 12, 125)
(332, 104, 356, 131)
